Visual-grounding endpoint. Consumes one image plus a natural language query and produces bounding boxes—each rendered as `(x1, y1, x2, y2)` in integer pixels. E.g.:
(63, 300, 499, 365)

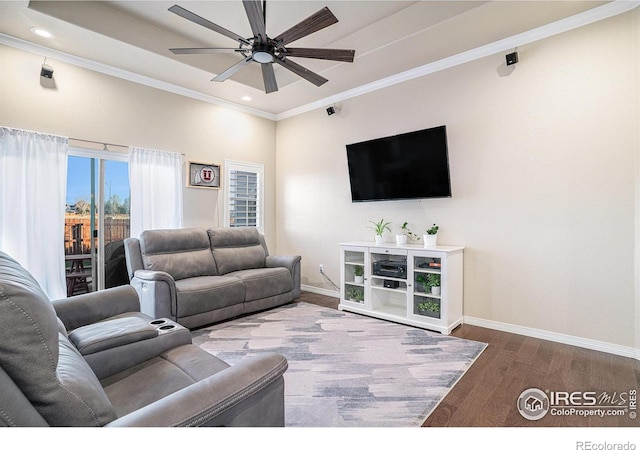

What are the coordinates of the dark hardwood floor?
(295, 291, 640, 427)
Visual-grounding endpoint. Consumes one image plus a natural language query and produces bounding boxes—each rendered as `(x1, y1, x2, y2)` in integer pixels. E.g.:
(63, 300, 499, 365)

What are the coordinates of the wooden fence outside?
(64, 214, 130, 254)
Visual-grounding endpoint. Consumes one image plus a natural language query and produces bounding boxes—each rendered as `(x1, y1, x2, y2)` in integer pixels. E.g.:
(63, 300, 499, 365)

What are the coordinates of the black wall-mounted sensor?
(506, 52, 519, 66)
(40, 64, 54, 79)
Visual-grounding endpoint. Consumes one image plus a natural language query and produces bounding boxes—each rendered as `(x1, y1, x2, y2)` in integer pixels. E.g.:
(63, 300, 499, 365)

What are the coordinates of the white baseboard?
(464, 315, 640, 361)
(301, 284, 340, 298)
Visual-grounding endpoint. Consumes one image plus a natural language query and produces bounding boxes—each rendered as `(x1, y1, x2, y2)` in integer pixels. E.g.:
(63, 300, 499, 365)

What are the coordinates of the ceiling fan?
(168, 1, 355, 94)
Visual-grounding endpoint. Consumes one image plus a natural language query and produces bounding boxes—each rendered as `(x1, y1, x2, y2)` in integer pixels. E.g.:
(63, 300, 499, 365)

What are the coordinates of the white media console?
(339, 241, 464, 334)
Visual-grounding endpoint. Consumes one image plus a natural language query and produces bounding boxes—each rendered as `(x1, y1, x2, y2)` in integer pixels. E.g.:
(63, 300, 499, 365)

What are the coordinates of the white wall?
(0, 45, 277, 246)
(275, 13, 638, 348)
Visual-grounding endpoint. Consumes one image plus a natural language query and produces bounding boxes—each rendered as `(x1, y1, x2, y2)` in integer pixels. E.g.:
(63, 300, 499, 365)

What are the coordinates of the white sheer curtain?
(129, 147, 183, 238)
(0, 127, 68, 299)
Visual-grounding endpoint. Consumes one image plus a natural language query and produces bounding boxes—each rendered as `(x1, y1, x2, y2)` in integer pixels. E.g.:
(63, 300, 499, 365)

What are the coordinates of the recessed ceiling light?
(31, 28, 55, 39)
(241, 95, 252, 102)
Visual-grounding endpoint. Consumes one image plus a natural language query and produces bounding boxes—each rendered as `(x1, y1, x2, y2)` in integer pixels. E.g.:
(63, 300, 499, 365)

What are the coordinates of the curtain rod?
(70, 137, 185, 155)
(69, 137, 128, 150)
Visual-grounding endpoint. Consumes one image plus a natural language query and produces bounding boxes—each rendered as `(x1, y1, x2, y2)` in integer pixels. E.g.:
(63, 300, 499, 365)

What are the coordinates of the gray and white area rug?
(192, 302, 487, 427)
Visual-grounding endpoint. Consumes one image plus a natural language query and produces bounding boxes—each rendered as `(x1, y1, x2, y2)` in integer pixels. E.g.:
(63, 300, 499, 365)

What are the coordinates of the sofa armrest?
(106, 353, 288, 427)
(130, 269, 178, 321)
(266, 255, 300, 273)
(68, 316, 158, 355)
(52, 285, 140, 331)
(267, 255, 301, 299)
(134, 269, 176, 284)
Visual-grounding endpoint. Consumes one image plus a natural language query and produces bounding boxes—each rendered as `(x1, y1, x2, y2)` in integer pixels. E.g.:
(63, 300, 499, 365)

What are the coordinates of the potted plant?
(396, 221, 420, 245)
(427, 273, 441, 295)
(417, 300, 440, 318)
(368, 219, 391, 245)
(423, 223, 439, 247)
(353, 265, 364, 284)
(346, 286, 364, 303)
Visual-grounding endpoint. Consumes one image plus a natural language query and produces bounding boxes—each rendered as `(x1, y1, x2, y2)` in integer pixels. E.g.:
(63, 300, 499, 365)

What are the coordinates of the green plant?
(426, 224, 439, 235)
(400, 222, 420, 241)
(354, 265, 364, 277)
(416, 273, 439, 291)
(346, 286, 364, 302)
(417, 300, 440, 313)
(416, 273, 440, 292)
(368, 219, 391, 237)
(426, 273, 440, 288)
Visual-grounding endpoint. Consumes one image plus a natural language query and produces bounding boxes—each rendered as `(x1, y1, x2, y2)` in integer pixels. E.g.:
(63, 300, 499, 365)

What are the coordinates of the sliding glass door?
(64, 150, 130, 296)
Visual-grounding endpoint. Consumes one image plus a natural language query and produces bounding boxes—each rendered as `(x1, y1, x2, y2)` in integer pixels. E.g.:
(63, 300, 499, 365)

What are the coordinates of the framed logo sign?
(187, 161, 221, 189)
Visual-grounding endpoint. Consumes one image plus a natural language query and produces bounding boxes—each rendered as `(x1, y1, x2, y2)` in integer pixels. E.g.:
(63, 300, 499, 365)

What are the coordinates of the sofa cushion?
(102, 345, 230, 417)
(226, 267, 293, 302)
(208, 228, 266, 275)
(174, 276, 245, 317)
(0, 252, 117, 426)
(140, 228, 217, 280)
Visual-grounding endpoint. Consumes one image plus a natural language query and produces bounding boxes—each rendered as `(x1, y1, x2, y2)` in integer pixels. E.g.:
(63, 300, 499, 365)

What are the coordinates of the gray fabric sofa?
(0, 251, 287, 427)
(124, 227, 301, 329)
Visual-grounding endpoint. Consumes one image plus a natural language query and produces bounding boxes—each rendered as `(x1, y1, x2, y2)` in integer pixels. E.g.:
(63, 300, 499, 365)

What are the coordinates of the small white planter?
(395, 235, 407, 245)
(374, 235, 384, 245)
(423, 234, 438, 247)
(431, 286, 441, 295)
(354, 275, 364, 284)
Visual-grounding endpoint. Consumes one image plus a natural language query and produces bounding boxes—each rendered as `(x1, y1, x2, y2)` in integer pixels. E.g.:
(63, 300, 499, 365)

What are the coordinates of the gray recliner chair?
(0, 251, 288, 427)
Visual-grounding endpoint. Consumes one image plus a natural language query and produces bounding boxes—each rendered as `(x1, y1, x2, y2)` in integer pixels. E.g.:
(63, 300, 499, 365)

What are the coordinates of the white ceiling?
(0, 1, 634, 119)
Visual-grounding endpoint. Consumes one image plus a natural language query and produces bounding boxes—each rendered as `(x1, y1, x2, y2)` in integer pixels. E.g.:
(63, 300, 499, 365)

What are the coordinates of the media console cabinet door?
(340, 246, 368, 307)
(339, 242, 464, 334)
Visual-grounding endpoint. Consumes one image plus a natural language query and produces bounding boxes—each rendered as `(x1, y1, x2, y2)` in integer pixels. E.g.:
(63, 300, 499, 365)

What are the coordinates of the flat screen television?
(345, 125, 452, 202)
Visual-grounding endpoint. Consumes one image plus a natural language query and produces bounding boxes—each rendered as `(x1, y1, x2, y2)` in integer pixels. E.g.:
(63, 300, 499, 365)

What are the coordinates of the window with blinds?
(224, 161, 264, 230)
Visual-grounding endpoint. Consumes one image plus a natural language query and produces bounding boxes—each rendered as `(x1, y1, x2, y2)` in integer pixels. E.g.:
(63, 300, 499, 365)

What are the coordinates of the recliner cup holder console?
(149, 319, 181, 334)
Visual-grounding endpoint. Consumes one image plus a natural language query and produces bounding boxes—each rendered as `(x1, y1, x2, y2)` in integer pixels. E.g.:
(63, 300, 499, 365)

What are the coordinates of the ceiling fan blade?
(284, 47, 355, 62)
(243, 0, 267, 43)
(274, 57, 328, 87)
(262, 64, 278, 94)
(273, 7, 338, 45)
(170, 48, 245, 55)
(169, 5, 250, 46)
(212, 55, 253, 82)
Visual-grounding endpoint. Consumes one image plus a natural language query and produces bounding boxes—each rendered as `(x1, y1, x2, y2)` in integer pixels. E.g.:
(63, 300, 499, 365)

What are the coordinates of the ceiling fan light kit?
(252, 44, 274, 63)
(168, 1, 355, 94)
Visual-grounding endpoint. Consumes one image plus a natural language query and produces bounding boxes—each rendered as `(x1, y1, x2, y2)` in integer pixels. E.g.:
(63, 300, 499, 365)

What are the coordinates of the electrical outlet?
(319, 264, 324, 273)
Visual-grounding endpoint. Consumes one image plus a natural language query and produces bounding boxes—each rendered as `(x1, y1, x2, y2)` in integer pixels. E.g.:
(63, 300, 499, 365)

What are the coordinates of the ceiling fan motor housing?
(252, 41, 275, 63)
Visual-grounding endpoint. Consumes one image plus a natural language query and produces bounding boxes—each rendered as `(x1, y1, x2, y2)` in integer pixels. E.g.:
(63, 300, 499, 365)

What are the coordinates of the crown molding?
(1, 0, 637, 122)
(0, 32, 277, 121)
(276, 0, 640, 121)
